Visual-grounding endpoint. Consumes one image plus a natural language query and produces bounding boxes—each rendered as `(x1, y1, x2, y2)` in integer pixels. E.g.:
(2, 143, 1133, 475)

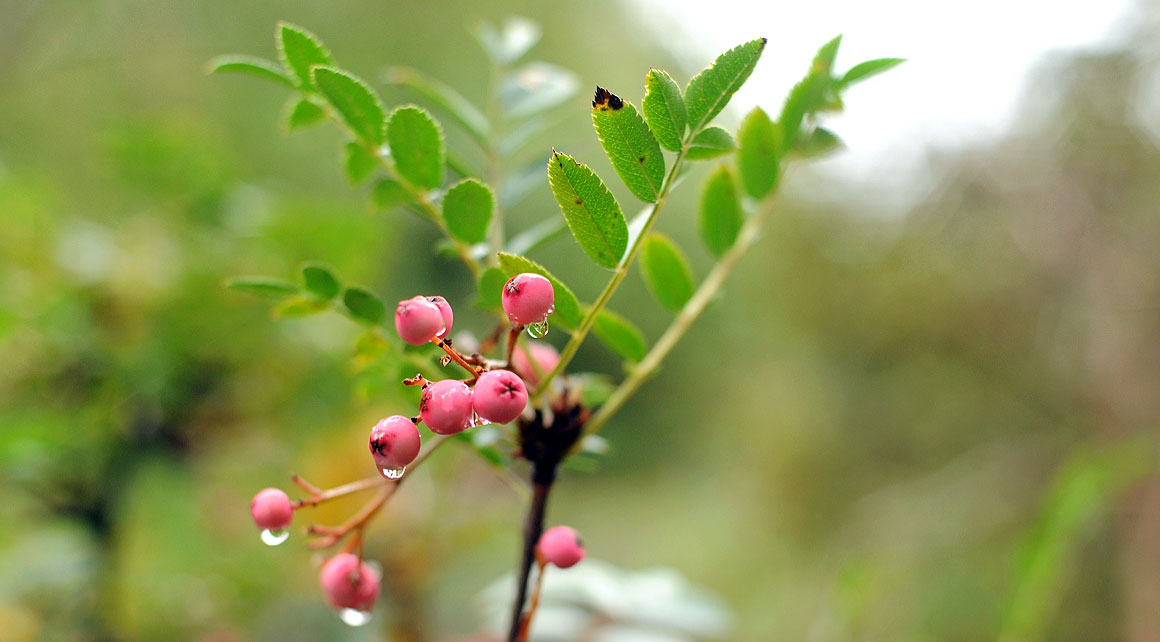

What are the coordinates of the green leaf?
(685, 126, 736, 160)
(372, 178, 411, 209)
(639, 233, 694, 312)
(737, 107, 781, 199)
(207, 55, 295, 87)
(592, 308, 647, 362)
(547, 150, 628, 269)
(496, 252, 581, 329)
(778, 72, 828, 153)
(344, 142, 378, 184)
(343, 287, 386, 325)
(684, 38, 767, 133)
(226, 277, 299, 299)
(275, 296, 331, 318)
(698, 166, 743, 257)
(443, 179, 494, 244)
(812, 35, 843, 75)
(642, 69, 687, 151)
(387, 106, 445, 190)
(312, 67, 386, 146)
(474, 16, 542, 65)
(383, 66, 490, 145)
(476, 266, 507, 311)
(592, 87, 666, 203)
(840, 57, 905, 87)
(301, 263, 341, 300)
(285, 97, 326, 132)
(796, 126, 844, 158)
(498, 62, 579, 119)
(276, 22, 333, 89)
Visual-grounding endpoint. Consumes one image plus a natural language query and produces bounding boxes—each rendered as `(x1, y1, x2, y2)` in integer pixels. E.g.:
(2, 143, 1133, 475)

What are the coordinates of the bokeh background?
(3, 0, 1160, 640)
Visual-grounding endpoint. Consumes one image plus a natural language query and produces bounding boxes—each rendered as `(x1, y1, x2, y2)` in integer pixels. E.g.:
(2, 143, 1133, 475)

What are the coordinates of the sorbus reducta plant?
(320, 553, 381, 615)
(217, 19, 899, 637)
(419, 379, 474, 435)
(250, 487, 294, 537)
(368, 415, 422, 478)
(473, 369, 529, 425)
(395, 295, 446, 345)
(535, 525, 586, 569)
(502, 273, 555, 327)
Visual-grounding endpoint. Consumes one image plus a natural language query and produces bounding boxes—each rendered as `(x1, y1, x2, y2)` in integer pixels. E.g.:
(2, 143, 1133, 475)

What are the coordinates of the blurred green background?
(3, 1, 1160, 640)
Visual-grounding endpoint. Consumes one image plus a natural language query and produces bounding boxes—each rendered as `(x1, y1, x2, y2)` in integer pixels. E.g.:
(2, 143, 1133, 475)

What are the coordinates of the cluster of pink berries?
(249, 273, 583, 621)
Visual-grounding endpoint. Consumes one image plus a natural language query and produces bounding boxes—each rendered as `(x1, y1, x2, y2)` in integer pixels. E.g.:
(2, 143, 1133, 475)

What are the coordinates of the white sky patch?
(626, 0, 1134, 212)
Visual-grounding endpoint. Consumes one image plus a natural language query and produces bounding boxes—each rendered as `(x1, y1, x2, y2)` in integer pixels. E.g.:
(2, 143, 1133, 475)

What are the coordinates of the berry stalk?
(507, 476, 552, 642)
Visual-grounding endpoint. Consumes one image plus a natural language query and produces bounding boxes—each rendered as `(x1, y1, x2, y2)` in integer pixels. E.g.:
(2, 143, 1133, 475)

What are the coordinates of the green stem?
(530, 147, 690, 401)
(580, 189, 780, 440)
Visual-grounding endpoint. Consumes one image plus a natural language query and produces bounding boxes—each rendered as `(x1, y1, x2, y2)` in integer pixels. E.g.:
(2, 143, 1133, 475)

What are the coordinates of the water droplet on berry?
(380, 466, 406, 480)
(527, 322, 549, 338)
(339, 608, 373, 627)
(260, 528, 289, 546)
(546, 305, 555, 316)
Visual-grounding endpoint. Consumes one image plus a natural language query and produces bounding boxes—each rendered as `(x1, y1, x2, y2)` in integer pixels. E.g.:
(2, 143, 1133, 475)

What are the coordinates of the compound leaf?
(547, 150, 627, 269)
(639, 233, 694, 312)
(443, 178, 494, 244)
(684, 38, 767, 133)
(642, 69, 686, 151)
(592, 86, 665, 203)
(387, 106, 445, 190)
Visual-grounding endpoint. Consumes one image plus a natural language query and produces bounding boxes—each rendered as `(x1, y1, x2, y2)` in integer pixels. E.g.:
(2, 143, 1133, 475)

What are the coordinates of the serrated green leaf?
(476, 266, 507, 311)
(812, 35, 843, 75)
(275, 296, 331, 318)
(276, 23, 332, 89)
(639, 233, 694, 312)
(443, 179, 494, 244)
(226, 277, 299, 299)
(343, 287, 386, 325)
(592, 308, 647, 362)
(737, 107, 781, 199)
(344, 142, 378, 184)
(312, 66, 386, 146)
(474, 16, 542, 65)
(387, 106, 445, 190)
(285, 97, 326, 132)
(840, 57, 906, 87)
(796, 126, 844, 158)
(546, 151, 627, 269)
(685, 126, 736, 160)
(592, 87, 665, 203)
(642, 69, 686, 151)
(685, 38, 767, 133)
(699, 166, 743, 257)
(384, 66, 490, 145)
(499, 62, 579, 119)
(301, 263, 341, 299)
(496, 252, 581, 329)
(207, 55, 295, 87)
(372, 178, 410, 209)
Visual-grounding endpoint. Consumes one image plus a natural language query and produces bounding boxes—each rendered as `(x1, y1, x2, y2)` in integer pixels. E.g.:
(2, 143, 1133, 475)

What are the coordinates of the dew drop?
(339, 608, 373, 627)
(380, 466, 406, 480)
(260, 528, 289, 546)
(526, 322, 549, 339)
(546, 304, 555, 316)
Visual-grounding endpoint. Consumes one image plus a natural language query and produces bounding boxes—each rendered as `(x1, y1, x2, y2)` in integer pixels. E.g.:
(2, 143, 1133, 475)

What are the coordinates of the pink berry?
(472, 370, 528, 425)
(395, 296, 444, 345)
(426, 296, 454, 338)
(250, 488, 294, 531)
(512, 342, 560, 386)
(536, 526, 586, 569)
(319, 553, 380, 611)
(369, 415, 421, 473)
(419, 379, 473, 435)
(502, 273, 555, 325)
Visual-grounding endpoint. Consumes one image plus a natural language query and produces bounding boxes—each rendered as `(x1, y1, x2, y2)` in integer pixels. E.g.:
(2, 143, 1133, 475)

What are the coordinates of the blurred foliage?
(2, 0, 1160, 641)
